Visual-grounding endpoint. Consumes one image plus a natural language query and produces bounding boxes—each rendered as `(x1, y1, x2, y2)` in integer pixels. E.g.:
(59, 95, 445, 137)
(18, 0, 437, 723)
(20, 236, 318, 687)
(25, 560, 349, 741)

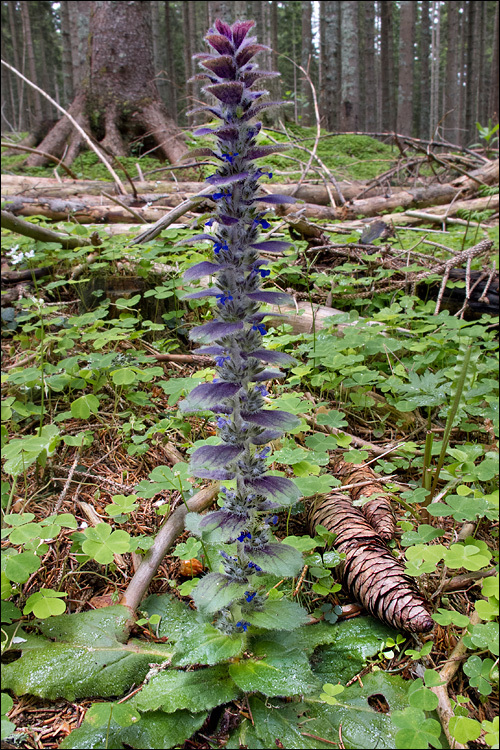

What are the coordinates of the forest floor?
(1, 130, 499, 750)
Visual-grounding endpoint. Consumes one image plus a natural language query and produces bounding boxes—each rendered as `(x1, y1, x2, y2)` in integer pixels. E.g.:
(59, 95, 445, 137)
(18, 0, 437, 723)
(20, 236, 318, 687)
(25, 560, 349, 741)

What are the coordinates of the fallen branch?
(120, 483, 219, 612)
(1, 210, 95, 249)
(1, 141, 78, 178)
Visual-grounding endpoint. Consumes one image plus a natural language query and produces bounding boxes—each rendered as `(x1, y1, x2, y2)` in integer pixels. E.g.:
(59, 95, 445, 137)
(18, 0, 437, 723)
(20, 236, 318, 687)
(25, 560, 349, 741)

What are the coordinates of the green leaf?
(432, 608, 470, 628)
(4, 551, 41, 583)
(248, 543, 303, 577)
(392, 706, 442, 749)
(320, 682, 345, 704)
(1, 606, 173, 700)
(191, 573, 247, 614)
(229, 640, 319, 697)
(172, 623, 246, 667)
(400, 525, 445, 546)
(81, 524, 131, 564)
(60, 707, 207, 750)
(135, 664, 240, 713)
(111, 368, 137, 386)
(449, 716, 482, 743)
(407, 679, 439, 710)
(70, 394, 100, 419)
(245, 599, 310, 631)
(282, 534, 318, 553)
(443, 542, 491, 571)
(344, 449, 370, 463)
(294, 474, 340, 496)
(23, 589, 67, 618)
(464, 621, 499, 656)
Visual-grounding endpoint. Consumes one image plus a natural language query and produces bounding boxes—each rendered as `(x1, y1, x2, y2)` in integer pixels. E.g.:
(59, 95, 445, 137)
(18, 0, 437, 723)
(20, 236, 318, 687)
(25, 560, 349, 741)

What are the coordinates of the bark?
(183, 2, 194, 126)
(26, 1, 186, 167)
(320, 1, 340, 132)
(362, 1, 377, 133)
(489, 3, 499, 123)
(396, 1, 415, 136)
(308, 493, 433, 633)
(339, 2, 359, 131)
(333, 459, 396, 541)
(465, 1, 481, 143)
(59, 1, 74, 106)
(300, 0, 314, 126)
(8, 0, 25, 131)
(444, 1, 460, 145)
(20, 1, 43, 128)
(164, 2, 177, 119)
(380, 1, 395, 132)
(430, 0, 441, 137)
(68, 1, 90, 91)
(419, 0, 431, 140)
(208, 1, 233, 25)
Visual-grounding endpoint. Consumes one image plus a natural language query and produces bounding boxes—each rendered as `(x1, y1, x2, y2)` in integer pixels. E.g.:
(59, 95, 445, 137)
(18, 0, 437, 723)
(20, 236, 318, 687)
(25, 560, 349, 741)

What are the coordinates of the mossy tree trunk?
(26, 0, 187, 167)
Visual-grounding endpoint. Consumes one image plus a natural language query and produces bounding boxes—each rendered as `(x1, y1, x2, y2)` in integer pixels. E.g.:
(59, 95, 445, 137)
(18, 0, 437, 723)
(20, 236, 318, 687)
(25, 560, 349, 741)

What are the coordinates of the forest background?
(1, 0, 499, 152)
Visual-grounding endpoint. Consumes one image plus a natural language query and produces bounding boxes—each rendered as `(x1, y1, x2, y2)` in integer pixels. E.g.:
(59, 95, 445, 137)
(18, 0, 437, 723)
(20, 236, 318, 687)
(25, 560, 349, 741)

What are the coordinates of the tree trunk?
(465, 1, 481, 144)
(26, 1, 186, 167)
(59, 1, 74, 106)
(20, 1, 43, 129)
(301, 0, 314, 125)
(362, 1, 377, 133)
(339, 2, 359, 131)
(320, 1, 340, 132)
(490, 2, 499, 124)
(396, 1, 415, 136)
(444, 1, 460, 144)
(208, 1, 233, 25)
(68, 1, 90, 92)
(8, 0, 25, 131)
(418, 0, 431, 140)
(380, 1, 395, 132)
(164, 2, 177, 121)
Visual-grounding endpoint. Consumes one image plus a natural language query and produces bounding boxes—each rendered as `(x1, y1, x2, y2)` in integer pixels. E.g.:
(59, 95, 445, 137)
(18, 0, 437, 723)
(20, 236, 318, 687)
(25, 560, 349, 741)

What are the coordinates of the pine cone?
(333, 459, 396, 541)
(309, 493, 433, 633)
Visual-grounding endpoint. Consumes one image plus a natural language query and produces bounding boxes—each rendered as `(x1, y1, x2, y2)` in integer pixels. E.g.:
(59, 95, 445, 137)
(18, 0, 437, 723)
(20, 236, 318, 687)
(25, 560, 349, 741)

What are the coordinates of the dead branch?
(1, 210, 95, 249)
(1, 141, 78, 179)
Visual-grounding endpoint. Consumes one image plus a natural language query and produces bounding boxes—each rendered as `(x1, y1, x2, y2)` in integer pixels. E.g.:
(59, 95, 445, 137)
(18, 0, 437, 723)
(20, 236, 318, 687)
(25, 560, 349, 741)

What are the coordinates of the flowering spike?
(181, 19, 307, 636)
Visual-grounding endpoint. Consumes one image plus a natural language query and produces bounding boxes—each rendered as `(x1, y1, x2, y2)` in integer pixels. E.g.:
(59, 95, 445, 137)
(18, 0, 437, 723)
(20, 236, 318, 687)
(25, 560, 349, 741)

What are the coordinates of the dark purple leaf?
(200, 509, 250, 535)
(206, 172, 249, 186)
(250, 429, 282, 445)
(215, 19, 233, 39)
(190, 444, 242, 469)
(236, 43, 270, 66)
(182, 148, 214, 159)
(195, 345, 225, 356)
(232, 20, 255, 48)
(205, 33, 234, 55)
(254, 194, 297, 205)
(218, 215, 240, 225)
(183, 262, 225, 281)
(244, 475, 301, 506)
(189, 320, 244, 342)
(206, 82, 244, 105)
(182, 287, 220, 300)
(241, 71, 280, 87)
(247, 145, 289, 159)
(248, 349, 297, 366)
(186, 105, 223, 119)
(242, 410, 300, 431)
(251, 369, 284, 380)
(180, 382, 240, 411)
(188, 73, 215, 84)
(192, 52, 217, 62)
(246, 291, 292, 305)
(241, 101, 284, 121)
(192, 468, 236, 480)
(193, 127, 216, 136)
(179, 233, 216, 244)
(215, 126, 240, 141)
(201, 56, 236, 79)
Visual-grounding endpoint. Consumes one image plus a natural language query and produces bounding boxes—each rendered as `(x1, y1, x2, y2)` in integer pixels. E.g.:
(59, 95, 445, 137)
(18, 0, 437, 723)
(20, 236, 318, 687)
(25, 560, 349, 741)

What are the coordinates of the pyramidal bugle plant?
(180, 18, 309, 635)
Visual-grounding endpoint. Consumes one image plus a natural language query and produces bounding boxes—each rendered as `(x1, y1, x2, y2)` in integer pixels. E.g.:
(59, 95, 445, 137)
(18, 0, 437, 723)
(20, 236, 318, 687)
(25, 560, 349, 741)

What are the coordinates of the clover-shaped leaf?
(443, 542, 491, 571)
(463, 655, 496, 696)
(392, 706, 442, 749)
(81, 524, 131, 564)
(105, 495, 139, 518)
(463, 622, 499, 656)
(320, 683, 344, 705)
(23, 589, 68, 618)
(432, 608, 470, 627)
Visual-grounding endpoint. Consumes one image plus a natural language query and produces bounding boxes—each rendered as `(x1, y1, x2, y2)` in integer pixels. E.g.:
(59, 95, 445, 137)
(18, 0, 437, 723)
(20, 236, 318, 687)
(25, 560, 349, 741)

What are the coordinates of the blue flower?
(266, 515, 279, 526)
(255, 384, 269, 397)
(213, 190, 231, 200)
(237, 531, 252, 542)
(217, 416, 230, 428)
(245, 591, 257, 603)
(216, 291, 233, 305)
(253, 218, 271, 229)
(205, 218, 214, 227)
(258, 447, 271, 458)
(248, 562, 262, 572)
(221, 152, 239, 163)
(252, 324, 267, 335)
(236, 620, 250, 632)
(215, 354, 230, 367)
(213, 240, 229, 255)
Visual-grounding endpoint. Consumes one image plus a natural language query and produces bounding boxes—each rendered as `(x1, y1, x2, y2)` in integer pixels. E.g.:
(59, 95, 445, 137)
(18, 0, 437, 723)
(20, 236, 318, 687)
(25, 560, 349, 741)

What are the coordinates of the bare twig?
(1, 58, 126, 194)
(101, 191, 147, 224)
(1, 141, 78, 179)
(1, 210, 94, 249)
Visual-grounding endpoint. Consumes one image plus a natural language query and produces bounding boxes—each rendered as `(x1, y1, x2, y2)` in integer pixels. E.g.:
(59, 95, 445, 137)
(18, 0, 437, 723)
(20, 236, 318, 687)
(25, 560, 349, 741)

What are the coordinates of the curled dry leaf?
(309, 493, 433, 633)
(333, 458, 396, 541)
(179, 559, 204, 577)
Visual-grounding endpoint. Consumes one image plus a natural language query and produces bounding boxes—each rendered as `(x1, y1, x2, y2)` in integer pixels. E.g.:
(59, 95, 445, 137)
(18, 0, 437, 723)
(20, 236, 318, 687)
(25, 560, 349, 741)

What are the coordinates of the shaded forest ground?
(1, 129, 499, 749)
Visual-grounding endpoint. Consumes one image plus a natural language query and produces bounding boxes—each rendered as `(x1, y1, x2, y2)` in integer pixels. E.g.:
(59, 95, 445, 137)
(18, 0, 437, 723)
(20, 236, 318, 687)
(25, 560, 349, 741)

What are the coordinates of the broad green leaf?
(1, 606, 173, 700)
(282, 534, 318, 553)
(142, 594, 200, 643)
(245, 599, 310, 631)
(229, 640, 319, 696)
(248, 543, 303, 577)
(4, 551, 41, 583)
(172, 622, 246, 666)
(135, 664, 240, 713)
(60, 707, 207, 750)
(70, 394, 99, 419)
(191, 573, 247, 614)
